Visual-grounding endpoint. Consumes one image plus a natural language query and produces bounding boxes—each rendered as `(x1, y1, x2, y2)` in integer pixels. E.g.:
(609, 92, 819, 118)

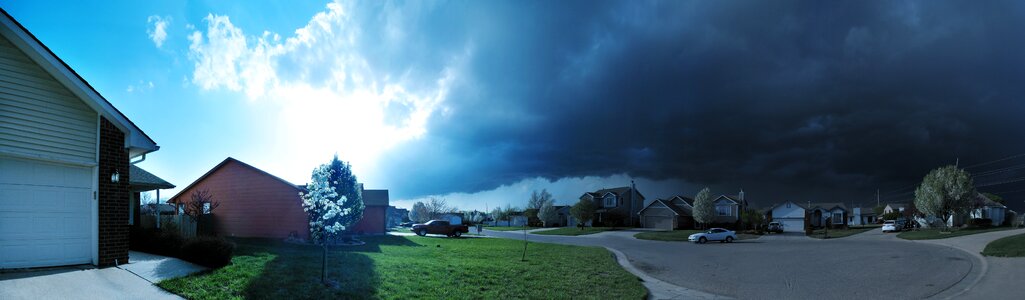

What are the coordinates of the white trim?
(638, 199, 680, 216)
(91, 115, 99, 266)
(0, 13, 157, 157)
(714, 195, 739, 205)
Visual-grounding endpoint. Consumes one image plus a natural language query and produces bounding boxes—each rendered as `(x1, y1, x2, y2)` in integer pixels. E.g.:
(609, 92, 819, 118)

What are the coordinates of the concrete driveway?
(0, 251, 203, 300)
(485, 228, 974, 299)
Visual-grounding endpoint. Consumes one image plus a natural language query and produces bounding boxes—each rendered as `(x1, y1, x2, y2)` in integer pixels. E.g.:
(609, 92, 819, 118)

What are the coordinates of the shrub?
(130, 227, 183, 257)
(968, 218, 993, 228)
(180, 237, 236, 268)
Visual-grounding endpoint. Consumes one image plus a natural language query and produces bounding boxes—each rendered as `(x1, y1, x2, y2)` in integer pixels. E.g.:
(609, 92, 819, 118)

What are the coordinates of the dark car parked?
(411, 220, 469, 237)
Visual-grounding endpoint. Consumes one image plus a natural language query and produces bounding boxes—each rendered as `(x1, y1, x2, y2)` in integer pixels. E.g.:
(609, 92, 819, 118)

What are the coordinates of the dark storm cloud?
(373, 0, 1025, 204)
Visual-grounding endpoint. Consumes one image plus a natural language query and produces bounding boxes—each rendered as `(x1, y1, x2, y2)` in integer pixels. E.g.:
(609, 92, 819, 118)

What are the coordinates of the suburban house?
(969, 193, 1008, 226)
(167, 157, 389, 239)
(129, 164, 175, 226)
(386, 206, 409, 227)
(580, 182, 645, 226)
(883, 203, 906, 215)
(638, 195, 695, 230)
(556, 205, 593, 227)
(711, 191, 748, 224)
(1, 10, 169, 268)
(808, 203, 847, 228)
(492, 211, 528, 227)
(847, 207, 877, 225)
(354, 188, 390, 234)
(769, 201, 806, 233)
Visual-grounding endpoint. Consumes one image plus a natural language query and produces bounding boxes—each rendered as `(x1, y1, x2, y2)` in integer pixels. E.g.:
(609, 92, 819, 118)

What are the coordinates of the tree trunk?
(321, 243, 327, 283)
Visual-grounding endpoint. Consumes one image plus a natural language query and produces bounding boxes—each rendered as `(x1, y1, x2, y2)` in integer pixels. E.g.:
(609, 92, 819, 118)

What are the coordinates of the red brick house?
(0, 9, 167, 269)
(168, 157, 389, 239)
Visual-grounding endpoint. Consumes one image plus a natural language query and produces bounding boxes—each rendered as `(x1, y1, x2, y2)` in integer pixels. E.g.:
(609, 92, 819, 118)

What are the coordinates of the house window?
(717, 206, 731, 216)
(786, 202, 791, 208)
(832, 212, 843, 223)
(604, 195, 617, 207)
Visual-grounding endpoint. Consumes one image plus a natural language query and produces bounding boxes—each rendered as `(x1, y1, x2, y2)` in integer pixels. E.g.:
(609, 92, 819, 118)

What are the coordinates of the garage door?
(0, 157, 93, 268)
(779, 218, 804, 233)
(644, 216, 673, 230)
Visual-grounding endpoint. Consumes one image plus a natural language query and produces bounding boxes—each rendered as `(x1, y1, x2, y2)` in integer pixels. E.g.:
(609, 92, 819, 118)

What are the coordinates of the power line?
(971, 163, 1025, 177)
(963, 152, 1025, 170)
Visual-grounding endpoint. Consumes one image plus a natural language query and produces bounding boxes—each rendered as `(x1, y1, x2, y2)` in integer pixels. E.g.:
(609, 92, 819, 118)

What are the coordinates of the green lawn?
(157, 236, 645, 299)
(633, 230, 703, 241)
(532, 227, 629, 236)
(897, 226, 1016, 240)
(807, 226, 876, 239)
(633, 230, 761, 241)
(982, 233, 1025, 257)
(483, 226, 542, 231)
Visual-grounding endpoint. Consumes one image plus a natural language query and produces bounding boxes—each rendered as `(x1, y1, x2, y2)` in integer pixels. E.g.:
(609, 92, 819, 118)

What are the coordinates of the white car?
(688, 228, 737, 244)
(882, 220, 899, 233)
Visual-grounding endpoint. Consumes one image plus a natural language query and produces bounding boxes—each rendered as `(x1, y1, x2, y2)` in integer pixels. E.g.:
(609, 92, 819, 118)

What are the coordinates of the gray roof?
(363, 189, 390, 206)
(130, 165, 175, 191)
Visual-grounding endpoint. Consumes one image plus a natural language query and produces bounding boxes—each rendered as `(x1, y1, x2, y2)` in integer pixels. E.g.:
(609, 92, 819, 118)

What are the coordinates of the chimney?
(739, 189, 744, 202)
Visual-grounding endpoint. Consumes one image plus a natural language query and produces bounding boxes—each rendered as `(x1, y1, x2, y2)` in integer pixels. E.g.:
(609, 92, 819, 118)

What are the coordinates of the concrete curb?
(603, 247, 731, 300)
(916, 241, 985, 300)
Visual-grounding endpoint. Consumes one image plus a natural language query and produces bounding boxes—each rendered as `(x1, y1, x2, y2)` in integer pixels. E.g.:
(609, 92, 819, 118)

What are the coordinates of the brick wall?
(98, 117, 129, 267)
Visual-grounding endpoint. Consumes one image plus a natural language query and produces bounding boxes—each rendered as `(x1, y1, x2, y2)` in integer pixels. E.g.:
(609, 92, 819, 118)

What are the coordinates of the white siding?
(0, 35, 97, 164)
(772, 201, 805, 219)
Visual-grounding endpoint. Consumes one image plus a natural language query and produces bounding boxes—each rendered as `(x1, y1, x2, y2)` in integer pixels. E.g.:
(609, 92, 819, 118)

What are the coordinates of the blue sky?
(6, 1, 1025, 212)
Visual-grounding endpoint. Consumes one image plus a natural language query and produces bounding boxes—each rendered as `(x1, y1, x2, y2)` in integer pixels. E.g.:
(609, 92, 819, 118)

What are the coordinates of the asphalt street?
(485, 228, 974, 299)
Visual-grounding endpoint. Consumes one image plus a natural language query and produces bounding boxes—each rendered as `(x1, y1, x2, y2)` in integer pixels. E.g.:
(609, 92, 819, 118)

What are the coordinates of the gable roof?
(363, 189, 390, 206)
(0, 9, 157, 158)
(668, 195, 694, 207)
(129, 165, 175, 191)
(638, 199, 690, 216)
(769, 200, 807, 211)
(975, 193, 1006, 208)
(167, 157, 300, 203)
(810, 202, 847, 212)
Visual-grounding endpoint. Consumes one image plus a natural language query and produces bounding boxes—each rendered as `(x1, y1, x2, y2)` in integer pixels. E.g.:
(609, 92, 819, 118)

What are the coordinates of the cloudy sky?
(6, 1, 1025, 212)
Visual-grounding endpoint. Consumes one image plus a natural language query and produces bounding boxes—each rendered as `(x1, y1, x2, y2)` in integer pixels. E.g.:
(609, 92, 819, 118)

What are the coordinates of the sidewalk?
(0, 251, 204, 300)
(918, 228, 1025, 299)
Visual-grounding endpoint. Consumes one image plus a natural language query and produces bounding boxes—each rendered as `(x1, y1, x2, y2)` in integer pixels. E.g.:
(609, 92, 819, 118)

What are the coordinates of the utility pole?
(876, 189, 880, 207)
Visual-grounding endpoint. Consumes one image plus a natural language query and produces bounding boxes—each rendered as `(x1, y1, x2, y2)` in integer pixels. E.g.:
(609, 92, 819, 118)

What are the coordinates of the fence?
(140, 214, 197, 238)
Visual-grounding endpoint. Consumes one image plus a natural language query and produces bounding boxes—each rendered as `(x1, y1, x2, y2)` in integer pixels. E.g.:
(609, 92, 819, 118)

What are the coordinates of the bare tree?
(183, 189, 220, 221)
(425, 197, 455, 220)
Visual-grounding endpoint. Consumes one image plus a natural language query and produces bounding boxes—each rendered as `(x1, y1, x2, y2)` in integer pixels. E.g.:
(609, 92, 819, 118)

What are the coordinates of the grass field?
(483, 226, 542, 231)
(157, 236, 646, 299)
(633, 230, 703, 241)
(807, 226, 877, 239)
(982, 233, 1025, 257)
(531, 227, 629, 236)
(897, 226, 1015, 240)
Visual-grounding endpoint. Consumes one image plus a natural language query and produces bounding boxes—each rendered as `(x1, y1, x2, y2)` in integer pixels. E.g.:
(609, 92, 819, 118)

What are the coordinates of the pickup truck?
(411, 220, 469, 237)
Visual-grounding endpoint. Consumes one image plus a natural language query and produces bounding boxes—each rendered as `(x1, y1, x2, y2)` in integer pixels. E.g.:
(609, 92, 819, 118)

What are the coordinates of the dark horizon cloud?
(374, 1, 1025, 209)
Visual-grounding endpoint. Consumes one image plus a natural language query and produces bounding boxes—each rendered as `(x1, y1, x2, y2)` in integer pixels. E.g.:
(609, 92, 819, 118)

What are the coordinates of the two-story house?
(712, 191, 748, 224)
(580, 182, 645, 227)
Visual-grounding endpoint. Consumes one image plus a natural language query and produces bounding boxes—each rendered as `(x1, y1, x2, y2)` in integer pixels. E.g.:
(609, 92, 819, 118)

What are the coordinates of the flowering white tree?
(692, 187, 715, 229)
(537, 199, 558, 227)
(300, 161, 357, 284)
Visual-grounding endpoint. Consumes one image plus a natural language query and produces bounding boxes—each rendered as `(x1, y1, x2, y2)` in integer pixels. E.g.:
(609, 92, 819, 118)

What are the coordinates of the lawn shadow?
(242, 243, 381, 299)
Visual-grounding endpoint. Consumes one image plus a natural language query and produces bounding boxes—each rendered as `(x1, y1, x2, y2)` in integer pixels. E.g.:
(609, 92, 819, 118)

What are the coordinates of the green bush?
(130, 227, 184, 257)
(179, 237, 236, 268)
(968, 218, 993, 228)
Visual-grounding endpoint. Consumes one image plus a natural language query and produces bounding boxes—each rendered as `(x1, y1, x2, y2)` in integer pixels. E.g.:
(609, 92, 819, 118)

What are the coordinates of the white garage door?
(0, 157, 93, 268)
(644, 216, 674, 230)
(779, 218, 804, 233)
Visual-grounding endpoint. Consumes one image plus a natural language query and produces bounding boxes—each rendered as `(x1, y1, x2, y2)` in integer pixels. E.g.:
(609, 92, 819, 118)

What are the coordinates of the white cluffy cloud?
(147, 15, 171, 48)
(185, 1, 465, 184)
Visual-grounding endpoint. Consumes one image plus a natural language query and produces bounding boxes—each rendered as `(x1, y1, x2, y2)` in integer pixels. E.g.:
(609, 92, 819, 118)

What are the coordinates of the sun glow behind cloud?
(184, 1, 463, 185)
